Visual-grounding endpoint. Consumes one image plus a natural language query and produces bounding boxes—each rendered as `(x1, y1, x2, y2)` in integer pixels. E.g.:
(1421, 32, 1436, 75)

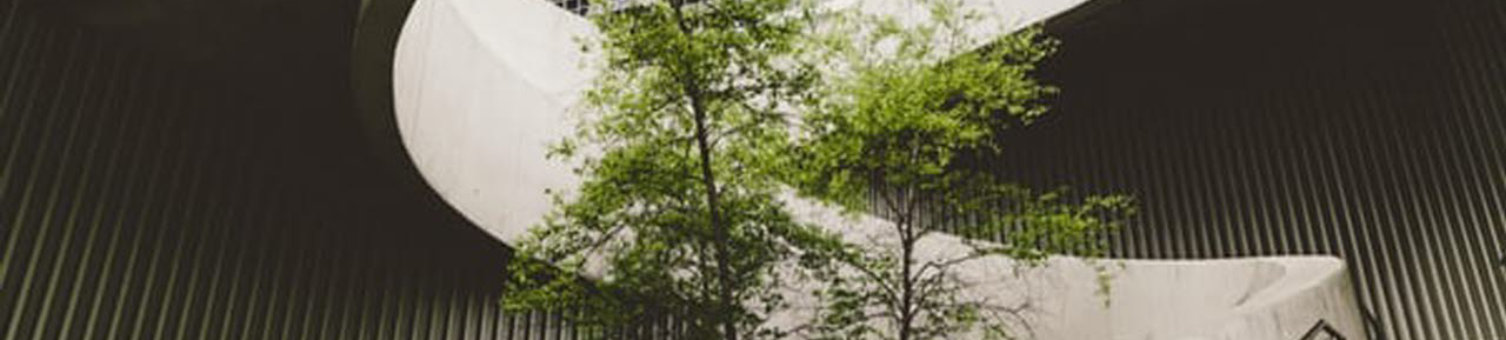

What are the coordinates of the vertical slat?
(123, 73, 197, 340)
(0, 23, 61, 288)
(54, 43, 136, 340)
(26, 33, 110, 340)
(147, 77, 217, 340)
(1, 27, 81, 340)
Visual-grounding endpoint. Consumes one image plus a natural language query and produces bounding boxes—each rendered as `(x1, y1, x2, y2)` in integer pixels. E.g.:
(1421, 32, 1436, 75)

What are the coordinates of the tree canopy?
(501, 0, 839, 338)
(789, 1, 1135, 339)
(502, 0, 1135, 339)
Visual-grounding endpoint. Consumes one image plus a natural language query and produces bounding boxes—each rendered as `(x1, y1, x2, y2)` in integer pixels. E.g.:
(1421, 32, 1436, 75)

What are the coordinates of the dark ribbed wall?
(6, 0, 1505, 339)
(0, 1, 581, 338)
(997, 0, 1506, 338)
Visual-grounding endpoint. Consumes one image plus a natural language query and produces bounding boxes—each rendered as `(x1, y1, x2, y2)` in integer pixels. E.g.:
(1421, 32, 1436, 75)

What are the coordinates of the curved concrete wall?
(393, 0, 592, 243)
(393, 0, 1090, 246)
(1095, 257, 1364, 340)
(391, 0, 1367, 338)
(890, 256, 1366, 339)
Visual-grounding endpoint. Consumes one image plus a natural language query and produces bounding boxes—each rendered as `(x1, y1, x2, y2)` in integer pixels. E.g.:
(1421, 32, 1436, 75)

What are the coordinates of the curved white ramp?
(1032, 257, 1366, 339)
(391, 0, 1369, 338)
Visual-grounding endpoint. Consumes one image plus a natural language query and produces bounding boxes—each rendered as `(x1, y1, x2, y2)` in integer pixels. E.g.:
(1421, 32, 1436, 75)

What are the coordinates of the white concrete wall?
(780, 199, 1368, 339)
(393, 0, 592, 243)
(391, 0, 1368, 338)
(1082, 257, 1365, 340)
(393, 0, 1088, 247)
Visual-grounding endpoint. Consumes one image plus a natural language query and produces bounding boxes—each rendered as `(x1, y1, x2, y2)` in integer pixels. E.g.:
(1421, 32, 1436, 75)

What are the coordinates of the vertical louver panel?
(978, 0, 1506, 338)
(0, 3, 593, 339)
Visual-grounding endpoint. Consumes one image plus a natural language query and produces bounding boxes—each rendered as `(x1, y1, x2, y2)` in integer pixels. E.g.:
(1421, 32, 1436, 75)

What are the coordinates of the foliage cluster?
(502, 0, 1136, 339)
(503, 0, 836, 338)
(790, 2, 1133, 339)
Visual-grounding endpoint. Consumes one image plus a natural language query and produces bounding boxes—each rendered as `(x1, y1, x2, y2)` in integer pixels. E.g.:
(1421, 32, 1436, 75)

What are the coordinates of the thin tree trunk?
(669, 3, 737, 338)
(899, 218, 916, 340)
(695, 104, 737, 340)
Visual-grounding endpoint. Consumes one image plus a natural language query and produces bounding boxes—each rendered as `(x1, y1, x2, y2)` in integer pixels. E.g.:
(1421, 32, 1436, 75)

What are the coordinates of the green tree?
(500, 0, 839, 339)
(790, 1, 1135, 339)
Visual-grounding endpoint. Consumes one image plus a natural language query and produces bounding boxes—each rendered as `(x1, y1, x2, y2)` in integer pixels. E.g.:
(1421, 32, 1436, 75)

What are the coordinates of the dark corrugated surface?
(0, 1, 580, 338)
(5, 0, 1505, 339)
(991, 0, 1506, 338)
